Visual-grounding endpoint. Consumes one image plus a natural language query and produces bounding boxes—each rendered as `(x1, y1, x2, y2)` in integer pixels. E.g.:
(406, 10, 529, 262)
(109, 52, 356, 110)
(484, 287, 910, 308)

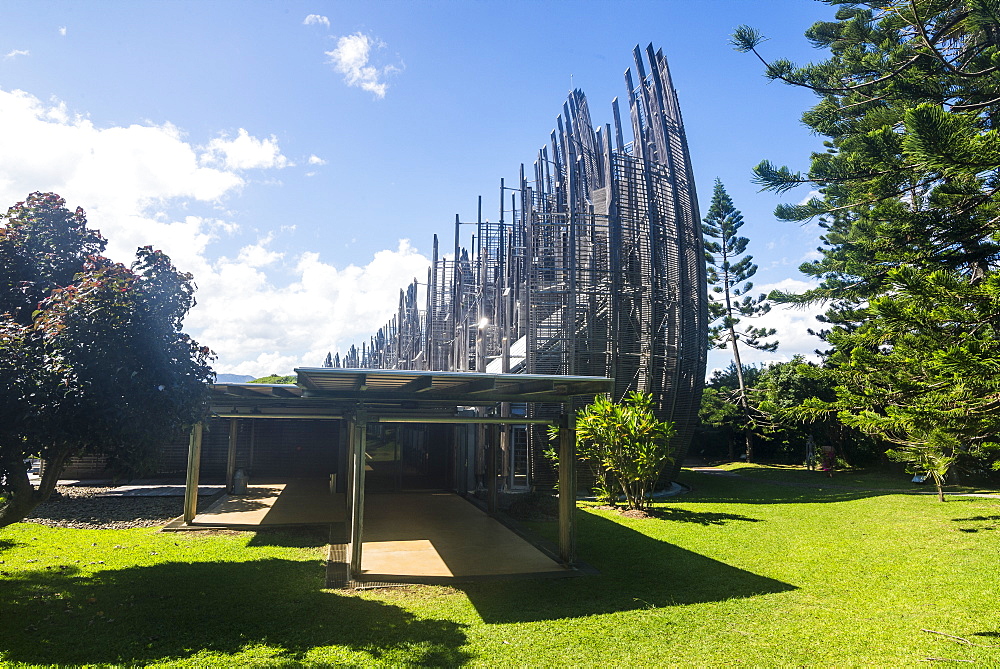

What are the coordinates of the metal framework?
(331, 44, 707, 484)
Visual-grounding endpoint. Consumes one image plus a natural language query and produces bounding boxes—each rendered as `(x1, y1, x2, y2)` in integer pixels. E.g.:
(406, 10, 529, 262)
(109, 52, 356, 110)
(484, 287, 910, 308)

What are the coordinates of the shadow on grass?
(651, 507, 762, 525)
(0, 539, 18, 552)
(462, 510, 794, 623)
(246, 526, 331, 548)
(676, 470, 905, 505)
(0, 558, 470, 666)
(952, 515, 1000, 533)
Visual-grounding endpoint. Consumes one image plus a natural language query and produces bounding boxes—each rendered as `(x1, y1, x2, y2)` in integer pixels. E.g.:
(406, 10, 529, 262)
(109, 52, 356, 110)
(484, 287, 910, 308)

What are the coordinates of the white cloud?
(236, 235, 283, 268)
(325, 32, 401, 99)
(202, 128, 290, 170)
(798, 189, 822, 206)
(307, 154, 326, 165)
(188, 240, 430, 376)
(0, 86, 430, 376)
(303, 14, 330, 28)
(706, 277, 827, 374)
(59, 27, 67, 36)
(4, 49, 29, 60)
(0, 88, 244, 268)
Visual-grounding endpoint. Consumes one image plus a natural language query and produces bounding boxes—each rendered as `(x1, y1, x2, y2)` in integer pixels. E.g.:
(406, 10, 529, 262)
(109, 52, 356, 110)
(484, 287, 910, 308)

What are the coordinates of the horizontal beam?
(399, 375, 434, 393)
(451, 377, 496, 394)
(213, 413, 345, 420)
(290, 390, 579, 404)
(374, 416, 555, 425)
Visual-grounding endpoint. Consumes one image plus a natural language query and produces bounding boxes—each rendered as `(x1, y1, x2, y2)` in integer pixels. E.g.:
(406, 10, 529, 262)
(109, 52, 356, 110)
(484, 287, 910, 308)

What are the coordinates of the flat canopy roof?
(209, 368, 614, 420)
(295, 367, 613, 403)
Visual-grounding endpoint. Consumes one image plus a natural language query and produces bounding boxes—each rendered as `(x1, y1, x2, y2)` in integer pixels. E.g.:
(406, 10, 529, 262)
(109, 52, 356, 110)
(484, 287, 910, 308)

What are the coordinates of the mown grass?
(1, 470, 998, 666)
(717, 461, 1000, 494)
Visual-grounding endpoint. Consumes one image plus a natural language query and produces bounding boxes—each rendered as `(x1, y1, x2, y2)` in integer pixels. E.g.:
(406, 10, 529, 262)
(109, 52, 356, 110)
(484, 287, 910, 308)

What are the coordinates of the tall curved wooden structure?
(334, 43, 707, 484)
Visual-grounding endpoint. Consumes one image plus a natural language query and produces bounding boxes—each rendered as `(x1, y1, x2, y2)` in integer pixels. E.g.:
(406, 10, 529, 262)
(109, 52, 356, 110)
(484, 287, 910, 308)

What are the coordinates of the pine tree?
(702, 179, 778, 462)
(733, 1, 1000, 489)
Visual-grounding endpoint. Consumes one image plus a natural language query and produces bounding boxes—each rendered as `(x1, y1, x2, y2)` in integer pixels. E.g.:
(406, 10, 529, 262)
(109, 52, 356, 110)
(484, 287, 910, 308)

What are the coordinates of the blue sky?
(0, 1, 838, 376)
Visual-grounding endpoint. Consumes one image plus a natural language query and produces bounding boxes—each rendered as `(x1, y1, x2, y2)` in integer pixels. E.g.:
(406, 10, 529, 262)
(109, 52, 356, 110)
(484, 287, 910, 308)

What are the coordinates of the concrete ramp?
(355, 492, 569, 584)
(190, 478, 345, 528)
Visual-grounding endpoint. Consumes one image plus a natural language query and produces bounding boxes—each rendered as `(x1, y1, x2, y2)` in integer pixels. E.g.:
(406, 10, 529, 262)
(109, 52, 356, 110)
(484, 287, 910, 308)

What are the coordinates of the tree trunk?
(0, 448, 70, 528)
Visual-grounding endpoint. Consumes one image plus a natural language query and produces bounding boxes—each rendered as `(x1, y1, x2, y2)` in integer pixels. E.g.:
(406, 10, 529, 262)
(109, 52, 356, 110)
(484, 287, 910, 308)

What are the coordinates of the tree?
(702, 179, 777, 462)
(755, 355, 884, 466)
(733, 1, 1000, 493)
(700, 362, 766, 461)
(0, 193, 214, 527)
(569, 392, 676, 511)
(250, 374, 297, 384)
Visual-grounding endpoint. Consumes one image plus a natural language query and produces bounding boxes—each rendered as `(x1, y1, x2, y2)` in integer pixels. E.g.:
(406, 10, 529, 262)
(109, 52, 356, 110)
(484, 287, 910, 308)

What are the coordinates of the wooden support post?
(344, 419, 355, 536)
(558, 412, 576, 566)
(348, 412, 368, 579)
(487, 423, 498, 515)
(183, 422, 204, 524)
(225, 419, 238, 493)
(248, 420, 256, 477)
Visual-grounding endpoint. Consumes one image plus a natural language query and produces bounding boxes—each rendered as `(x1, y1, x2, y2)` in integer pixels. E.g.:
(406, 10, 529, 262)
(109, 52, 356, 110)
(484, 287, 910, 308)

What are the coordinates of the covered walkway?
(182, 368, 614, 585)
(172, 478, 567, 583)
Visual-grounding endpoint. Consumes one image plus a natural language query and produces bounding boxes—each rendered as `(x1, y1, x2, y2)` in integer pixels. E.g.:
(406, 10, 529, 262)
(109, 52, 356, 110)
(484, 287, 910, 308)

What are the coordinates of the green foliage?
(250, 374, 297, 384)
(702, 181, 777, 462)
(737, 1, 1000, 486)
(698, 362, 765, 461)
(702, 180, 778, 357)
(3, 476, 1000, 665)
(571, 392, 676, 511)
(0, 193, 214, 526)
(886, 432, 958, 502)
(757, 356, 886, 466)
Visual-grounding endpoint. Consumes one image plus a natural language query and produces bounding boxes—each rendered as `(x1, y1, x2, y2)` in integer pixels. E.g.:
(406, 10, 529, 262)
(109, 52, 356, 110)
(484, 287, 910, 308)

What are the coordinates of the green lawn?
(717, 461, 1000, 494)
(1, 471, 998, 666)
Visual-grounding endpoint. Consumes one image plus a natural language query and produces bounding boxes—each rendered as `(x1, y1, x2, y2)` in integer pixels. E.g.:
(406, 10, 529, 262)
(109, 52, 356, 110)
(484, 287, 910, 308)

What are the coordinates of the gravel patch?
(23, 486, 195, 529)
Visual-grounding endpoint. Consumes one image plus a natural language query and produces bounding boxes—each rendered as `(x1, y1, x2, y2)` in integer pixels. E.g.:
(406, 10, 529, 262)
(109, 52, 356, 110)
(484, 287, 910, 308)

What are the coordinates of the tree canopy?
(734, 0, 1000, 489)
(702, 179, 777, 462)
(0, 193, 214, 527)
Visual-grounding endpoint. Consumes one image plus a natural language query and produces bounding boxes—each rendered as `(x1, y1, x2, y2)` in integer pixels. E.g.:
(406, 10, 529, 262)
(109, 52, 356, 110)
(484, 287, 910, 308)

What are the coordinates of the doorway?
(364, 423, 450, 492)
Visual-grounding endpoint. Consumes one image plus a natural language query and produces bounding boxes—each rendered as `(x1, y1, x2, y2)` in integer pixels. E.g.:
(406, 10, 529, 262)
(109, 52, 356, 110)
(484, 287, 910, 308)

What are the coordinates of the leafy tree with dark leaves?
(702, 179, 777, 462)
(0, 193, 214, 527)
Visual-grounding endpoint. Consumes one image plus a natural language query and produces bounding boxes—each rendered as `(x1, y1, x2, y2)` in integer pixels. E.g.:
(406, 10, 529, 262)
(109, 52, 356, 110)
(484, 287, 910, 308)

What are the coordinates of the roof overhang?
(209, 368, 614, 421)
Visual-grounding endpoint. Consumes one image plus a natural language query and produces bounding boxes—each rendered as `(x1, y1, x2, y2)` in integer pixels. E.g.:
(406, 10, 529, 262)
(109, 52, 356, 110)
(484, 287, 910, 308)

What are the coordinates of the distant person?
(820, 444, 836, 478)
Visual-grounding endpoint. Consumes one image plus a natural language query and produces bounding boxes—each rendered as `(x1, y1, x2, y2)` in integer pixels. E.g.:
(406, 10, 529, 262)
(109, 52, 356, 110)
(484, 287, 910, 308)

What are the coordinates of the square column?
(346, 412, 368, 579)
(558, 412, 576, 566)
(183, 422, 204, 524)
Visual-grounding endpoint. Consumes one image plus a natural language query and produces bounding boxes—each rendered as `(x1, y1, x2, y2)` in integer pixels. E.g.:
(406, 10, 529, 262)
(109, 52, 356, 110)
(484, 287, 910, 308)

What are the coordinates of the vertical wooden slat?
(558, 412, 576, 565)
(183, 422, 204, 524)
